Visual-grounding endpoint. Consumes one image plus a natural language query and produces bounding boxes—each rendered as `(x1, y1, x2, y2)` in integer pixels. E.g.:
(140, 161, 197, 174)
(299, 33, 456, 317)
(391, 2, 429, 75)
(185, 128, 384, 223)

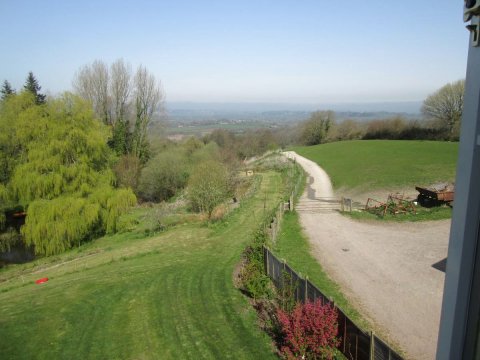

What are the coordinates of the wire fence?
(263, 246, 403, 360)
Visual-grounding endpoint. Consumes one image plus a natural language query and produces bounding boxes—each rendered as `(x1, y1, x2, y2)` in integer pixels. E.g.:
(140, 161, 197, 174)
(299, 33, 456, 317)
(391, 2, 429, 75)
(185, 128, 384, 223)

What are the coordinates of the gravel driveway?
(284, 151, 450, 360)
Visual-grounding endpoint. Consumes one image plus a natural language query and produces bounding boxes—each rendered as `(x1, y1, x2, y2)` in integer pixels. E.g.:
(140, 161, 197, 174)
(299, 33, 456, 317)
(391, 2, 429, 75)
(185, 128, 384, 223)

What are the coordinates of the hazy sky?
(0, 0, 469, 104)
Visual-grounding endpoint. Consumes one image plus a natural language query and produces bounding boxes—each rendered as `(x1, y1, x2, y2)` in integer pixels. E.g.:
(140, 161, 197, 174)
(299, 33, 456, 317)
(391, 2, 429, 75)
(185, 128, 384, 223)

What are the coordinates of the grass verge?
(347, 205, 452, 222)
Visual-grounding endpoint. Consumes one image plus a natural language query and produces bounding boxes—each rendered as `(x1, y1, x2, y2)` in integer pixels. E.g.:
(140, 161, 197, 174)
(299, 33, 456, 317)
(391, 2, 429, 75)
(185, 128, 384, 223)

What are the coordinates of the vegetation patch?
(291, 140, 458, 191)
(0, 172, 283, 359)
(347, 205, 452, 222)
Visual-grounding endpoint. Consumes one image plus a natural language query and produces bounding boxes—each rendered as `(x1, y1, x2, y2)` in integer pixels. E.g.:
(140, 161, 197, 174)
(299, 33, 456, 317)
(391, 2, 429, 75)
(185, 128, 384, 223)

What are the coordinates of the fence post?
(290, 193, 293, 211)
(305, 276, 308, 302)
(370, 331, 375, 360)
(341, 197, 345, 212)
(264, 246, 269, 275)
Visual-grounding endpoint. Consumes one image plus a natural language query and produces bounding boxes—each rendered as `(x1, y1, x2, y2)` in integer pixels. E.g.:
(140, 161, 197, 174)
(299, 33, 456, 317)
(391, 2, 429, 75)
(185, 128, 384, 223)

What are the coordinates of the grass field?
(291, 140, 458, 190)
(0, 172, 283, 359)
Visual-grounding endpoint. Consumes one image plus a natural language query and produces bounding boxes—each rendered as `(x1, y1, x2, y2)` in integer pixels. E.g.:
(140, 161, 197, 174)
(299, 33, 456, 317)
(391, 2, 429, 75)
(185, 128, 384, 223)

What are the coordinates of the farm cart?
(415, 185, 454, 207)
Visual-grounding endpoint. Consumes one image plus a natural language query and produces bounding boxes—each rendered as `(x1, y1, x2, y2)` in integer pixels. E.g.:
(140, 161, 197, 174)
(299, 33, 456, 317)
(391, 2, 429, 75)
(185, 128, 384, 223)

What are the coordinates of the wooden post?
(264, 246, 269, 275)
(341, 197, 345, 212)
(371, 331, 375, 360)
(356, 334, 359, 360)
(349, 198, 353, 212)
(305, 276, 308, 302)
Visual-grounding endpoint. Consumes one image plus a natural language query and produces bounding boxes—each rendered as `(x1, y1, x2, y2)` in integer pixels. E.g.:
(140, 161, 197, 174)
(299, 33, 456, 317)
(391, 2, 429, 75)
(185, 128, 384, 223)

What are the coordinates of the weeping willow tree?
(0, 92, 136, 255)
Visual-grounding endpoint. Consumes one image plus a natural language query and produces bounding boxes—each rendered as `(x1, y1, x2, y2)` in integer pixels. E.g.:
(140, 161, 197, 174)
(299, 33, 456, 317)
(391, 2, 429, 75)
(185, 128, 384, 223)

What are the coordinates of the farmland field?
(291, 140, 458, 190)
(0, 172, 283, 360)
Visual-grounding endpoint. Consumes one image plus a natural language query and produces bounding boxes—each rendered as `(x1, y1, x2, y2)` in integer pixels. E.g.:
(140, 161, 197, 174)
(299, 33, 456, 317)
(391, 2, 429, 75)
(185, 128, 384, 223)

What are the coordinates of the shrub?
(240, 229, 273, 300)
(138, 150, 189, 202)
(187, 160, 230, 219)
(114, 155, 142, 191)
(277, 300, 340, 360)
(300, 111, 335, 146)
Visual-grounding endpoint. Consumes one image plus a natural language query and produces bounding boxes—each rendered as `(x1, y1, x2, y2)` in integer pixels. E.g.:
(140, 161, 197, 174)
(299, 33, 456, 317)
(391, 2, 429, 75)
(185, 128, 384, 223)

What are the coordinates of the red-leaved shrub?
(277, 299, 340, 359)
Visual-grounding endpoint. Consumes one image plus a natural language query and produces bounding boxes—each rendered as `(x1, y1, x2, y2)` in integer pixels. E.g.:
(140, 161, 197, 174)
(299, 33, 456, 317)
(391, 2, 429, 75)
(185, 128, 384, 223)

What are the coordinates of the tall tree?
(132, 65, 164, 162)
(23, 72, 46, 104)
(73, 60, 110, 125)
(0, 80, 15, 100)
(73, 59, 165, 160)
(109, 59, 132, 154)
(422, 79, 465, 140)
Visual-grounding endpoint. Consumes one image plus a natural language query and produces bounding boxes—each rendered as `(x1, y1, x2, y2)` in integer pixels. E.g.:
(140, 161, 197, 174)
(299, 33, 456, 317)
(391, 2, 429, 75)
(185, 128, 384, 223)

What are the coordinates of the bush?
(138, 150, 189, 202)
(187, 160, 230, 219)
(300, 111, 335, 146)
(114, 155, 142, 191)
(240, 229, 273, 300)
(277, 299, 340, 360)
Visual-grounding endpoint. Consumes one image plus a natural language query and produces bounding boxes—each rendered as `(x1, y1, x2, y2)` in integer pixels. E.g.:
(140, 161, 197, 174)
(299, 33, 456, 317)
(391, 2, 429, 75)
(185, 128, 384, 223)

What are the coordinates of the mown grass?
(0, 172, 284, 360)
(291, 140, 458, 190)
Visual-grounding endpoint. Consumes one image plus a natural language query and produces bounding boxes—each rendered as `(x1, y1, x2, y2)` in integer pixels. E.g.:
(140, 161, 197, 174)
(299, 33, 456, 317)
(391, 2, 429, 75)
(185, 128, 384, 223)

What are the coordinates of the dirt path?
(284, 151, 450, 360)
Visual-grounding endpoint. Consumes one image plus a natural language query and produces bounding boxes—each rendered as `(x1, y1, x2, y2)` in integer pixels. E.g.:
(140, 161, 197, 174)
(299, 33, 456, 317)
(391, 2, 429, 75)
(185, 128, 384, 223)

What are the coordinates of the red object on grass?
(35, 277, 49, 284)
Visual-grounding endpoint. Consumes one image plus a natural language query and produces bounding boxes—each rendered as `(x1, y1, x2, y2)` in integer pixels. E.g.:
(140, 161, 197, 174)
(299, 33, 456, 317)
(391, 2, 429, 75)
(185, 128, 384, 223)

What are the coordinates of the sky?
(0, 0, 470, 107)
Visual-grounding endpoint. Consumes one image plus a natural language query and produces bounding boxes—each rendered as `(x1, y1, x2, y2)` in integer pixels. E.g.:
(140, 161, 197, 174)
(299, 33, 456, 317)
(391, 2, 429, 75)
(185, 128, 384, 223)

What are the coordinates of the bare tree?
(73, 59, 164, 160)
(73, 60, 110, 125)
(422, 79, 465, 140)
(132, 65, 164, 160)
(110, 59, 132, 124)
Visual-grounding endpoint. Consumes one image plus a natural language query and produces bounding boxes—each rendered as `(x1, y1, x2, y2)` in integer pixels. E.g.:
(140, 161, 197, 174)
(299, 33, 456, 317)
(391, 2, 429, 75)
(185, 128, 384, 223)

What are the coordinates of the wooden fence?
(263, 246, 403, 360)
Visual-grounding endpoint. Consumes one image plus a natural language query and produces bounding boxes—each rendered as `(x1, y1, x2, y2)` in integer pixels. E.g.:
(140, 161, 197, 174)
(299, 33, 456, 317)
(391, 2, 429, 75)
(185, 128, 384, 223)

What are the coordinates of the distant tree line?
(270, 79, 466, 147)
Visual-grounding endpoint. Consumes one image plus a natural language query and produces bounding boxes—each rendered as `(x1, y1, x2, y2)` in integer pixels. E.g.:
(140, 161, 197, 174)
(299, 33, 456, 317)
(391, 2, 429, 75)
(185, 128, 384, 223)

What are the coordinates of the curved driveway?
(284, 151, 450, 360)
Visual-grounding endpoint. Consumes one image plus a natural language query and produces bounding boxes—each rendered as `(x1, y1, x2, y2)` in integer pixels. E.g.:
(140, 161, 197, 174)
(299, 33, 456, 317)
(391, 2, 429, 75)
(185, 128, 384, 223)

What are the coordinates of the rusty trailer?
(415, 185, 454, 207)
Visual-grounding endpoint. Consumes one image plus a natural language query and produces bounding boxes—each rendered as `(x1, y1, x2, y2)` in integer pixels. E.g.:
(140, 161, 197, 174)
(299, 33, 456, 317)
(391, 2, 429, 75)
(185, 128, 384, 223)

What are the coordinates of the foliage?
(0, 80, 15, 100)
(0, 228, 22, 252)
(422, 79, 465, 140)
(330, 119, 364, 141)
(0, 92, 136, 255)
(113, 155, 142, 191)
(137, 150, 189, 202)
(240, 228, 273, 300)
(277, 299, 340, 360)
(23, 72, 46, 105)
(187, 160, 230, 218)
(292, 140, 458, 190)
(300, 111, 335, 146)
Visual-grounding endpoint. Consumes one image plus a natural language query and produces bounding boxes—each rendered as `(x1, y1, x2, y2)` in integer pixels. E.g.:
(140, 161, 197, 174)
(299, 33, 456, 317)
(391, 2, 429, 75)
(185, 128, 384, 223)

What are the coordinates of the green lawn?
(0, 172, 283, 359)
(291, 140, 458, 190)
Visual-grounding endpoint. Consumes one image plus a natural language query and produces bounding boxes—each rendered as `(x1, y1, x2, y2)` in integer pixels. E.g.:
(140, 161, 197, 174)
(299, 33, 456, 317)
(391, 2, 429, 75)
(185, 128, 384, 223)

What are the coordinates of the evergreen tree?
(0, 80, 15, 100)
(23, 72, 46, 104)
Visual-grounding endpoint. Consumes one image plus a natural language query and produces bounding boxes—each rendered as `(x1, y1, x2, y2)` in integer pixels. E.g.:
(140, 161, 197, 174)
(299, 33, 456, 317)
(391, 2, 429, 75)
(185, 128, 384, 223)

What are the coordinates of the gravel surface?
(284, 151, 450, 360)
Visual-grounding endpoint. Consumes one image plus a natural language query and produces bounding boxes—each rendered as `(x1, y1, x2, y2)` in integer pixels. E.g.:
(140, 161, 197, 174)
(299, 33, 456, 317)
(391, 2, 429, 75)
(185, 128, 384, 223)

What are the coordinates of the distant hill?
(164, 101, 422, 125)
